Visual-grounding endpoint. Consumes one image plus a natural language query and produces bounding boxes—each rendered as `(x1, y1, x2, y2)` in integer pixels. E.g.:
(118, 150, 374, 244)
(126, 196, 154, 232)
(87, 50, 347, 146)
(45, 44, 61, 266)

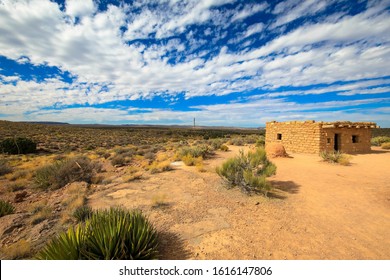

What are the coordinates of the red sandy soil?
(88, 146, 390, 260)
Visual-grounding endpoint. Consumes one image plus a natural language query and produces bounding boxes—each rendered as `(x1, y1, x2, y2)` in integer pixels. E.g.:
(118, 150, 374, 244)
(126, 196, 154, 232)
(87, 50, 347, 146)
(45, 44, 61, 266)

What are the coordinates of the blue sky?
(0, 0, 389, 127)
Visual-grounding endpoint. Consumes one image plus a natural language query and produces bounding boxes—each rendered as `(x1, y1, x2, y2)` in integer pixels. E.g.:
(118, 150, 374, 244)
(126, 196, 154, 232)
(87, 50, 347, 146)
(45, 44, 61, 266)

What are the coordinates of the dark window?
(277, 133, 282, 140)
(352, 135, 358, 143)
(327, 138, 331, 144)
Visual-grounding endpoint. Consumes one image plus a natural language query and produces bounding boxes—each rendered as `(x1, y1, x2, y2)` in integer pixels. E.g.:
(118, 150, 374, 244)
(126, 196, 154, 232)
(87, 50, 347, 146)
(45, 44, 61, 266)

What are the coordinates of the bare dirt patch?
(88, 146, 390, 260)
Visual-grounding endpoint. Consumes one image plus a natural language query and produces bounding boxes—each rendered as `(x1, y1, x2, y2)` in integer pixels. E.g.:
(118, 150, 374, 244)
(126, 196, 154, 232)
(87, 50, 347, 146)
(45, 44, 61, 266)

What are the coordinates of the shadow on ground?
(268, 180, 300, 199)
(158, 231, 191, 260)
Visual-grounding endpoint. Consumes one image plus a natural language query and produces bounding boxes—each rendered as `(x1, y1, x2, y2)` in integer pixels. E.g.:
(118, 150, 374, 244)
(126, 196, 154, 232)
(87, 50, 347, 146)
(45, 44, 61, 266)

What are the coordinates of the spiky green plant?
(216, 148, 276, 195)
(36, 208, 159, 260)
(36, 224, 86, 260)
(73, 205, 93, 222)
(0, 200, 15, 217)
(83, 208, 159, 260)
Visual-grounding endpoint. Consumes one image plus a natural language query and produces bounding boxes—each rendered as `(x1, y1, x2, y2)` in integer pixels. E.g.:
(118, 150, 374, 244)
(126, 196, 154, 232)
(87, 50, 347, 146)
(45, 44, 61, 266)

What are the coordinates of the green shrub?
(0, 159, 12, 176)
(34, 156, 98, 190)
(381, 142, 390, 149)
(216, 148, 276, 195)
(37, 208, 159, 260)
(320, 151, 351, 166)
(178, 145, 213, 160)
(0, 137, 37, 154)
(256, 136, 265, 147)
(73, 205, 93, 222)
(0, 200, 15, 217)
(371, 136, 390, 146)
(207, 138, 226, 150)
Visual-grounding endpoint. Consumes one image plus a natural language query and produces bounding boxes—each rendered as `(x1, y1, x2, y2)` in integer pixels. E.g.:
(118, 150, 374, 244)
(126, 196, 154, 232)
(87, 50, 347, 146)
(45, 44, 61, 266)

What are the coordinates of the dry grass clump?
(265, 143, 288, 158)
(320, 151, 352, 166)
(0, 159, 13, 176)
(0, 199, 15, 217)
(1, 239, 32, 260)
(148, 160, 171, 174)
(381, 142, 390, 149)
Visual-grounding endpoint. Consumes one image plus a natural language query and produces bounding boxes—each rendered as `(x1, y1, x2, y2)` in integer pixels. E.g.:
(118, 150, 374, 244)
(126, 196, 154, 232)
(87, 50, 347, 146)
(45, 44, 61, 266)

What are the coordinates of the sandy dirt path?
(88, 146, 390, 260)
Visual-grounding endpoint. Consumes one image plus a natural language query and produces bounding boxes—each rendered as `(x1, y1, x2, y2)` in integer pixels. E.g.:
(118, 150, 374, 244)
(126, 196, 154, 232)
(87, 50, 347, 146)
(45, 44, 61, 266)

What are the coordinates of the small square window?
(352, 135, 359, 143)
(277, 133, 282, 140)
(327, 138, 331, 144)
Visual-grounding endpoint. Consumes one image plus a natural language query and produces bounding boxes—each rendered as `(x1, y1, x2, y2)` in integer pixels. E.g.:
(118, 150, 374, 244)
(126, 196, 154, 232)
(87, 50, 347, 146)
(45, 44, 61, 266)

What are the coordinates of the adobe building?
(265, 120, 378, 154)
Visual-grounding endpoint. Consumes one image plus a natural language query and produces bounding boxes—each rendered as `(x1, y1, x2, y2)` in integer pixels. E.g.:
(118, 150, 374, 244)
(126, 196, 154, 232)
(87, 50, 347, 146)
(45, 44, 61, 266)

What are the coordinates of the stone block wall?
(321, 127, 372, 153)
(265, 120, 322, 153)
(266, 120, 375, 154)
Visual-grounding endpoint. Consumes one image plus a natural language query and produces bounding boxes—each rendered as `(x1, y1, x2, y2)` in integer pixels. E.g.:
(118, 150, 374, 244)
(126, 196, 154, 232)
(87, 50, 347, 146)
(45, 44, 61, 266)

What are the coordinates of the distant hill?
(21, 121, 70, 125)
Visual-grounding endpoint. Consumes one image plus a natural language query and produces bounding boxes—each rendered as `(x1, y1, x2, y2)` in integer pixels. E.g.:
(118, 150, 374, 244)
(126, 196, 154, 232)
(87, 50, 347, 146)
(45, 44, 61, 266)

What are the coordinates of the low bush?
(37, 208, 159, 260)
(371, 136, 390, 146)
(207, 138, 226, 150)
(0, 137, 37, 154)
(0, 159, 12, 176)
(111, 154, 131, 166)
(320, 151, 351, 166)
(216, 148, 276, 195)
(34, 156, 99, 190)
(0, 200, 15, 217)
(177, 145, 213, 160)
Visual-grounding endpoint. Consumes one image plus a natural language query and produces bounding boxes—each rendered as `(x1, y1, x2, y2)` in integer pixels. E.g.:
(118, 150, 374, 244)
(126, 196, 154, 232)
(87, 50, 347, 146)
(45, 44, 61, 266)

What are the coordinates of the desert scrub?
(177, 145, 213, 160)
(381, 142, 390, 149)
(0, 200, 15, 217)
(216, 148, 276, 195)
(320, 151, 351, 166)
(34, 156, 100, 190)
(371, 136, 390, 146)
(148, 160, 171, 174)
(0, 137, 37, 154)
(0, 159, 12, 176)
(37, 208, 159, 260)
(182, 154, 203, 166)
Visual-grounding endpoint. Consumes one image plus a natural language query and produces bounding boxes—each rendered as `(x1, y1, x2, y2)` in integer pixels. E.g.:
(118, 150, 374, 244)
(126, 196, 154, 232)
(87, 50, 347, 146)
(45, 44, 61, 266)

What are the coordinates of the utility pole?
(193, 117, 196, 128)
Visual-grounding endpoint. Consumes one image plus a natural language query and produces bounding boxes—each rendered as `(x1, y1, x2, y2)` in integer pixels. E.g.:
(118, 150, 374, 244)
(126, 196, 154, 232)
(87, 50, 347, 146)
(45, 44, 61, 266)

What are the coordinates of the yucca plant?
(36, 224, 86, 260)
(83, 208, 159, 260)
(0, 199, 15, 217)
(36, 208, 159, 260)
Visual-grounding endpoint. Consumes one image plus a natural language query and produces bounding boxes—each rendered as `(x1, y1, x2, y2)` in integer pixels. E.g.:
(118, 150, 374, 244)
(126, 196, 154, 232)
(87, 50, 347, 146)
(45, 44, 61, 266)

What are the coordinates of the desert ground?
(0, 122, 389, 260)
(87, 145, 390, 260)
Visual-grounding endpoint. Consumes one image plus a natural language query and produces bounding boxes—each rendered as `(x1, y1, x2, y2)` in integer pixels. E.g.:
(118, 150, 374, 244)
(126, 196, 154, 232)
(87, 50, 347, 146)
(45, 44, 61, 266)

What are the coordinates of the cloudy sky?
(0, 0, 389, 127)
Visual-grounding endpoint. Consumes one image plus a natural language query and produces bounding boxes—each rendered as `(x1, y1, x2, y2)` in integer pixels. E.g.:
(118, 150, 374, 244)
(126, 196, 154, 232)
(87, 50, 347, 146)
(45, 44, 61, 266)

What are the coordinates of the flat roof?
(266, 120, 378, 128)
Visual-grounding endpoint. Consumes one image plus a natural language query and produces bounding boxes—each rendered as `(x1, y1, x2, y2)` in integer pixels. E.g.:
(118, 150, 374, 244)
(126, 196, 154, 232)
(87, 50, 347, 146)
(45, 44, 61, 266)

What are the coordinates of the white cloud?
(0, 0, 389, 126)
(244, 23, 264, 38)
(231, 2, 268, 22)
(271, 0, 329, 29)
(66, 0, 96, 19)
